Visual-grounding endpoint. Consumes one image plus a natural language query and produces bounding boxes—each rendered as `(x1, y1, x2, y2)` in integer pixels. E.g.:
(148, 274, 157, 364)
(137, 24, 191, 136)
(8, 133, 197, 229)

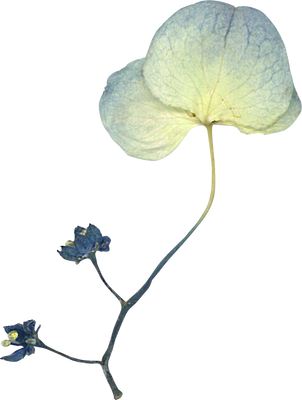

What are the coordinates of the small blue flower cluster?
(58, 224, 111, 264)
(1, 320, 40, 362)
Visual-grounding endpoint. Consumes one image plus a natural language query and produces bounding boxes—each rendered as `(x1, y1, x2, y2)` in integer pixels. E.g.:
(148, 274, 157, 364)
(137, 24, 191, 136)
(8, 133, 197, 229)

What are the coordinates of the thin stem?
(191, 124, 218, 236)
(87, 252, 125, 304)
(99, 125, 218, 400)
(35, 336, 99, 367)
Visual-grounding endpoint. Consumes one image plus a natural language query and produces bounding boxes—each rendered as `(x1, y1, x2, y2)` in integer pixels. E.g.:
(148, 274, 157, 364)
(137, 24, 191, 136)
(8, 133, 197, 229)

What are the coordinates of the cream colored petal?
(214, 88, 301, 134)
(99, 59, 200, 160)
(143, 1, 300, 133)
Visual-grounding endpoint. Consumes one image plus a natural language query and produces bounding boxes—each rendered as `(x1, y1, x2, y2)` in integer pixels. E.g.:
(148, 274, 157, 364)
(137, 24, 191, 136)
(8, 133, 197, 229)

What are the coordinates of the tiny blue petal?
(74, 226, 86, 236)
(99, 236, 111, 252)
(23, 320, 36, 335)
(1, 347, 27, 362)
(86, 224, 103, 243)
(74, 234, 93, 254)
(58, 246, 79, 262)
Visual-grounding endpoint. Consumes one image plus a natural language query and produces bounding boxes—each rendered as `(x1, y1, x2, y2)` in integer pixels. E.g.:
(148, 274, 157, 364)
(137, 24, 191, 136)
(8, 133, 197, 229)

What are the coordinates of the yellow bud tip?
(65, 240, 75, 247)
(8, 331, 18, 341)
(0, 338, 10, 350)
(79, 230, 87, 236)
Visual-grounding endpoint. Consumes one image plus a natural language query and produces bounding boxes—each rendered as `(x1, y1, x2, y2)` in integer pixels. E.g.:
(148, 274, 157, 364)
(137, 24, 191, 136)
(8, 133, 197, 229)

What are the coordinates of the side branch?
(35, 336, 99, 367)
(87, 252, 125, 304)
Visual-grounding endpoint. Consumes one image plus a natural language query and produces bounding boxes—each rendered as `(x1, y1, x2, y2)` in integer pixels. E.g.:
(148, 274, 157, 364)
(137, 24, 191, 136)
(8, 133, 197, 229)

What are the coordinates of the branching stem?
(31, 124, 218, 400)
(99, 125, 218, 400)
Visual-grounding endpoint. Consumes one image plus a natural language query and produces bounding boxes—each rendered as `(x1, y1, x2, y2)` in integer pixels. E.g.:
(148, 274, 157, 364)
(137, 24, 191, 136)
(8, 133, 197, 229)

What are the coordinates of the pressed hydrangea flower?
(1, 320, 41, 362)
(96, 0, 302, 234)
(58, 224, 111, 264)
(99, 1, 300, 160)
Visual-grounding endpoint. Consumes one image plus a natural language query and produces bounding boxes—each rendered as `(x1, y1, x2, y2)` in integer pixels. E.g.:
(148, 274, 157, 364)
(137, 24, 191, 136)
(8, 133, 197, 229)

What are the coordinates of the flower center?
(25, 338, 36, 345)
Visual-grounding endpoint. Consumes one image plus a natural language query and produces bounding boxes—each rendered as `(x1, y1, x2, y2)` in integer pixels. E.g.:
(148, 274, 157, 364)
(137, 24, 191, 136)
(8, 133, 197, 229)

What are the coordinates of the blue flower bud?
(56, 224, 113, 267)
(1, 320, 40, 362)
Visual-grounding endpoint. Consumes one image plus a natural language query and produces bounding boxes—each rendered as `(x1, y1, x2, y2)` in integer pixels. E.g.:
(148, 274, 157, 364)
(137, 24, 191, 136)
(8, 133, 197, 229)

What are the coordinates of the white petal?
(99, 59, 201, 160)
(143, 1, 300, 133)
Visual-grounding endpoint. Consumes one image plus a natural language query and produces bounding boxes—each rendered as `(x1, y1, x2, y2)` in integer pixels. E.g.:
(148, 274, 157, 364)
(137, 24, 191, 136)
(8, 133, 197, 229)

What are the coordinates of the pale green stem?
(192, 124, 218, 233)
